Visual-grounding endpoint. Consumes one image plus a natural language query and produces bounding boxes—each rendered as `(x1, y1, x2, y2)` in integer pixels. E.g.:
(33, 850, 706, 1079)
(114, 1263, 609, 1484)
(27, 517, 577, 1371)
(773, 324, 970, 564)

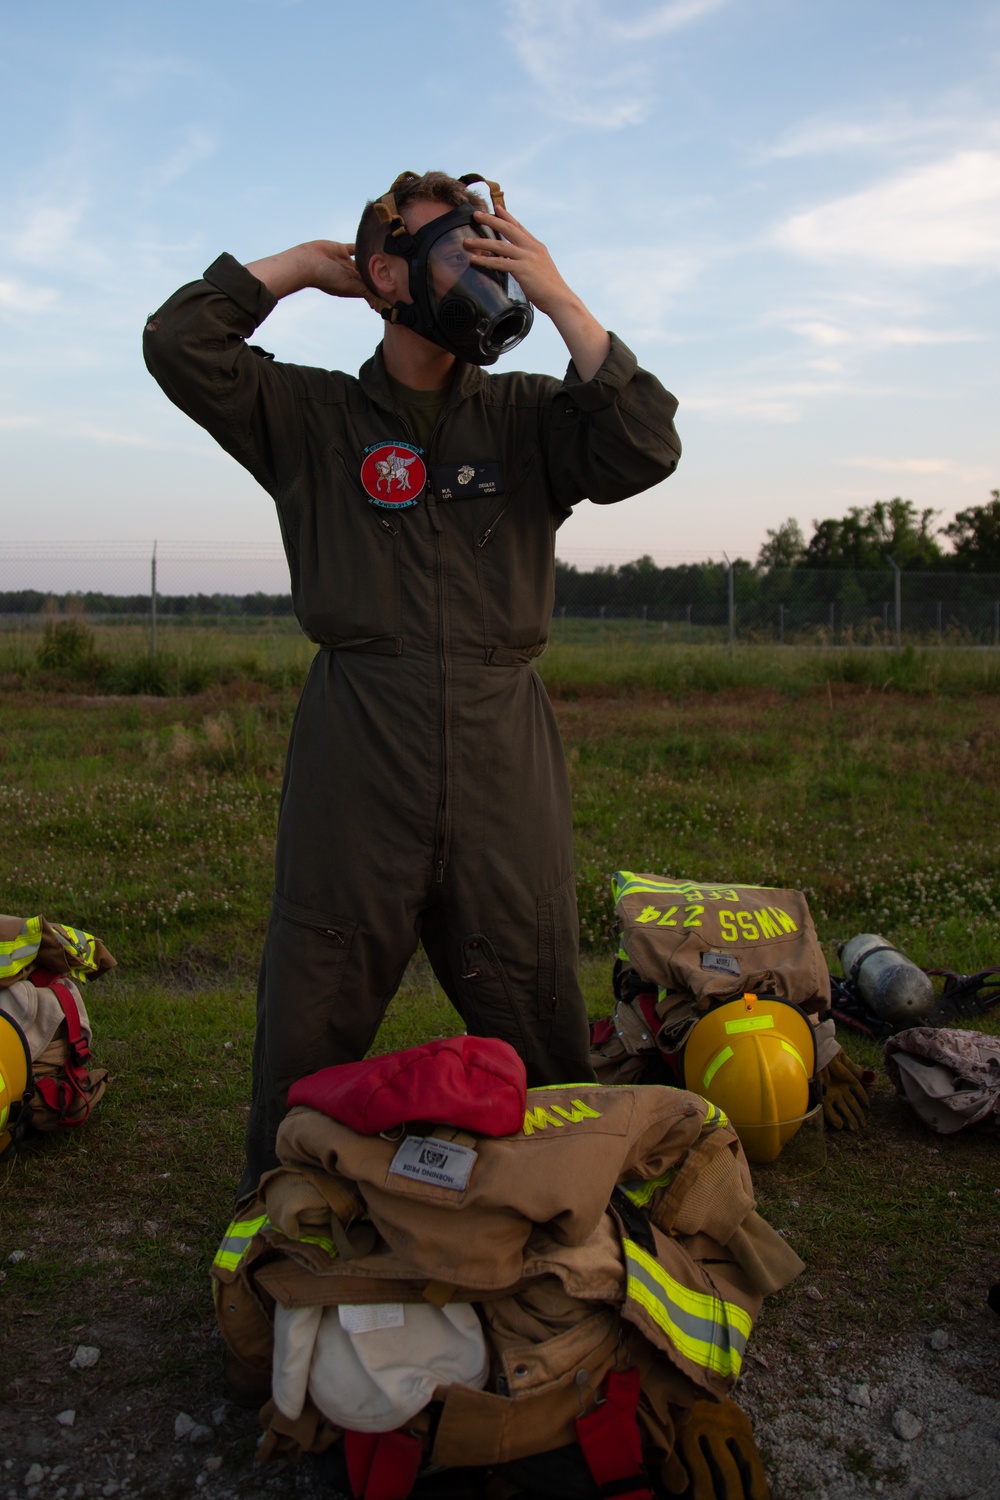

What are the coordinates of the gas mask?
(370, 173, 533, 366)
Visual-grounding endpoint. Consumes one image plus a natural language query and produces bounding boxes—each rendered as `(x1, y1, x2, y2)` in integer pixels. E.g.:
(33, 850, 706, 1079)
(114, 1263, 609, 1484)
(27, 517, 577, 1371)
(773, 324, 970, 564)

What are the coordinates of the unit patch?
(431, 460, 503, 501)
(361, 441, 426, 509)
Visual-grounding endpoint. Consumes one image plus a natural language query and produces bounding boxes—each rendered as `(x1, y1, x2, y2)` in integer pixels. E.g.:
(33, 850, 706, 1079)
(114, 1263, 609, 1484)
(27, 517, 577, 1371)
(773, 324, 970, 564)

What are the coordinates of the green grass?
(2, 673, 999, 1406)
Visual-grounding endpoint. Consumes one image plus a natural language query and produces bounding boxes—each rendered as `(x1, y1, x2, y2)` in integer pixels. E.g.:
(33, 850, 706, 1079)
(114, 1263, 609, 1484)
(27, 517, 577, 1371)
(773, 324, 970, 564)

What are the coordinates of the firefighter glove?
(818, 1050, 872, 1131)
(663, 1398, 770, 1500)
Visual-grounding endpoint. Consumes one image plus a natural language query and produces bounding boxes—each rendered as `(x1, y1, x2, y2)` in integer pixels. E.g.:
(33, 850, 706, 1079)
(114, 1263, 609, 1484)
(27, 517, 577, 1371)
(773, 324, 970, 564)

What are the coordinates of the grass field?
(2, 645, 999, 1461)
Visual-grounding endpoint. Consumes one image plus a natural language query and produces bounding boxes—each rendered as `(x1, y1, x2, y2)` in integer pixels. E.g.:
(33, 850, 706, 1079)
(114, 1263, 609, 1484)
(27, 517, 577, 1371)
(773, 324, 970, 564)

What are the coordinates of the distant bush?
(35, 620, 109, 681)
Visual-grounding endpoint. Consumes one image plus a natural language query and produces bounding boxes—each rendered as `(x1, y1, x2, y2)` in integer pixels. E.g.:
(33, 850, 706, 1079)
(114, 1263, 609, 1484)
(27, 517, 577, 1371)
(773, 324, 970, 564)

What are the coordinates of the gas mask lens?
(424, 222, 533, 362)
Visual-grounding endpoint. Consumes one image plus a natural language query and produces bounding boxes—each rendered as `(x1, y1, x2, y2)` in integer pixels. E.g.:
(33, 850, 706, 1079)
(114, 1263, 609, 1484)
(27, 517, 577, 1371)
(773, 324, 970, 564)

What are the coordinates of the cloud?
(843, 457, 985, 480)
(682, 392, 802, 424)
(155, 128, 219, 190)
(0, 280, 57, 313)
(761, 107, 995, 161)
(787, 319, 982, 351)
(503, 0, 734, 128)
(773, 151, 1000, 269)
(0, 415, 41, 430)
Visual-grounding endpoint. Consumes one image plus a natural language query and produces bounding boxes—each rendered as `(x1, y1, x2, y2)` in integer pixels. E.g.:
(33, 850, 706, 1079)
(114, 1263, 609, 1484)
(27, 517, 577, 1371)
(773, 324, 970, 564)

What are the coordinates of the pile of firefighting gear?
(0, 915, 114, 1153)
(587, 874, 874, 1159)
(213, 1035, 798, 1498)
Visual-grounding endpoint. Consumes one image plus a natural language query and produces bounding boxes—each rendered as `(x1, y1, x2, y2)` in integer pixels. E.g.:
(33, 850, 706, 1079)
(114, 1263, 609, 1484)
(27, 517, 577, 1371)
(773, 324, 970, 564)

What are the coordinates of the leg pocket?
(536, 874, 580, 1025)
(263, 892, 359, 1099)
(454, 932, 532, 1059)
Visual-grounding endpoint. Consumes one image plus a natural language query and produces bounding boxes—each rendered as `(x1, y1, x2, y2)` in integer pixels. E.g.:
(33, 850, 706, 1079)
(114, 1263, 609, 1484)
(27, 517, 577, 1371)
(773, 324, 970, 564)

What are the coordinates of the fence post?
(779, 603, 784, 644)
(724, 553, 734, 654)
(150, 540, 157, 659)
(885, 557, 901, 648)
(686, 603, 692, 641)
(828, 600, 835, 645)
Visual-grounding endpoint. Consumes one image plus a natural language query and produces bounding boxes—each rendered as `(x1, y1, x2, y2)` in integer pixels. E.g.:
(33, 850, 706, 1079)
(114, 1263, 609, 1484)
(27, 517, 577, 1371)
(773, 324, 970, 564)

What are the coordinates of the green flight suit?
(143, 254, 681, 1190)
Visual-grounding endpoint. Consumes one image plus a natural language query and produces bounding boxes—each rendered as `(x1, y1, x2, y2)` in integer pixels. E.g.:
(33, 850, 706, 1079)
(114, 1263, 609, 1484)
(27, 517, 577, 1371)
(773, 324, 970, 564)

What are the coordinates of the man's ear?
(368, 250, 404, 300)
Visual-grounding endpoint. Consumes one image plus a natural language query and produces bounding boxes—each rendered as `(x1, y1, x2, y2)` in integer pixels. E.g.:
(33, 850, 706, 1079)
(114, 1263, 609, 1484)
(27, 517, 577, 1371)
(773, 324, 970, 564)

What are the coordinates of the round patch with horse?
(360, 441, 426, 509)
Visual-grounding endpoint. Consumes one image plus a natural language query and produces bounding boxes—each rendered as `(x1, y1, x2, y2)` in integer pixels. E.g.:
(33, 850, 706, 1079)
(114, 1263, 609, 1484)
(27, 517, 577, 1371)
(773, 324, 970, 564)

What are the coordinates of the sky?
(2, 0, 999, 595)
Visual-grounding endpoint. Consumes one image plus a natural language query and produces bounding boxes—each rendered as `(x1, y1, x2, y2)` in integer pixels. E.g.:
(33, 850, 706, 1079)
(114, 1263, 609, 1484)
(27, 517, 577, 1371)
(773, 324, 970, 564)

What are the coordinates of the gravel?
(740, 1315, 1000, 1499)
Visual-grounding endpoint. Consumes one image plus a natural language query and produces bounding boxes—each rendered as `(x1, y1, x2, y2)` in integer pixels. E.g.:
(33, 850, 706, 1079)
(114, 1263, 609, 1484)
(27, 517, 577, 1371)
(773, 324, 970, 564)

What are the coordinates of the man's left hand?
(465, 203, 611, 382)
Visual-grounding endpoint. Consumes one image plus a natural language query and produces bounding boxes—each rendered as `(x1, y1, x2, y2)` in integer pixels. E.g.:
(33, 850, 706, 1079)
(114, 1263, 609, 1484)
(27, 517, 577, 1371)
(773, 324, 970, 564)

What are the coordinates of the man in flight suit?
(143, 171, 681, 1194)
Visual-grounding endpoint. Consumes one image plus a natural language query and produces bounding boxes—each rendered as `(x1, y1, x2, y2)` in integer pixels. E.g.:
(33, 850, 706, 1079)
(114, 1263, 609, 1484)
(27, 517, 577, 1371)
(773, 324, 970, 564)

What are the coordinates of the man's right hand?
(246, 240, 369, 302)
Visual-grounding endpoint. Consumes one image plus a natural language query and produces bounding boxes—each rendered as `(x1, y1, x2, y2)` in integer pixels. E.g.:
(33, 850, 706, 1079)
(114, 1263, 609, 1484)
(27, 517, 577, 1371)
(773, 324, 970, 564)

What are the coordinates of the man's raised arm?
(244, 240, 370, 302)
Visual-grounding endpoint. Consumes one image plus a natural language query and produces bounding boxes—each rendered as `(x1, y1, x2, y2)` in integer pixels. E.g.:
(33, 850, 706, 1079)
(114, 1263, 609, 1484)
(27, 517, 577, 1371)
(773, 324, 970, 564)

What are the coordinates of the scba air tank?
(838, 934, 935, 1028)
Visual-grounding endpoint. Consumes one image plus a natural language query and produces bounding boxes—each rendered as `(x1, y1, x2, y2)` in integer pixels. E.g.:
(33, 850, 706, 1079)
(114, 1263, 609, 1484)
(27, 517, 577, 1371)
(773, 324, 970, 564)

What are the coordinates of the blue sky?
(2, 0, 999, 590)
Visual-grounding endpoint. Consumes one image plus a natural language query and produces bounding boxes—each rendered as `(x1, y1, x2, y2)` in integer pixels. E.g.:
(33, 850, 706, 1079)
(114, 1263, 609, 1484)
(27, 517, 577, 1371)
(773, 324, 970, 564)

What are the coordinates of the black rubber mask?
(383, 204, 533, 366)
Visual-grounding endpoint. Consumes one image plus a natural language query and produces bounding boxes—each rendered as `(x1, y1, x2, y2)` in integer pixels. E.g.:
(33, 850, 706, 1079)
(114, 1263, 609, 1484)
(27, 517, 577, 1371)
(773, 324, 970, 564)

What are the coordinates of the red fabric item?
(589, 1017, 616, 1046)
(28, 970, 95, 1126)
(637, 992, 660, 1034)
(286, 1035, 527, 1137)
(344, 1431, 379, 1498)
(342, 1430, 422, 1500)
(364, 1431, 423, 1500)
(575, 1366, 653, 1500)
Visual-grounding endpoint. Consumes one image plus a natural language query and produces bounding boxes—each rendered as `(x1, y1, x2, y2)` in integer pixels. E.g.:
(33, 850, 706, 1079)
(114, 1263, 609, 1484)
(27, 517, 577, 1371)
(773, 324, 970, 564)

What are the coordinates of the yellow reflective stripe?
(297, 1233, 338, 1259)
(621, 1168, 677, 1208)
(527, 1083, 603, 1092)
(613, 872, 771, 904)
(725, 1015, 775, 1034)
(781, 1039, 807, 1073)
(0, 917, 42, 981)
(213, 1213, 270, 1272)
(703, 1046, 733, 1091)
(624, 1237, 751, 1379)
(702, 1101, 729, 1128)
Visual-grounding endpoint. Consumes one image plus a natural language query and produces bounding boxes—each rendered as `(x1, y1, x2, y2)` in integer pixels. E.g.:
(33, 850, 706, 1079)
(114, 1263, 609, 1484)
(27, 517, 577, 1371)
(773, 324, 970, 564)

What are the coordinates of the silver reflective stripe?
(624, 1237, 751, 1379)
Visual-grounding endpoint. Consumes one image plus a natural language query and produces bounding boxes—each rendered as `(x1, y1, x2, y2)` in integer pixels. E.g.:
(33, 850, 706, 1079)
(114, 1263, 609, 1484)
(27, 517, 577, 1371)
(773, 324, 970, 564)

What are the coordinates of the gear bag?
(0, 915, 113, 1138)
(591, 873, 830, 1085)
(0, 971, 109, 1133)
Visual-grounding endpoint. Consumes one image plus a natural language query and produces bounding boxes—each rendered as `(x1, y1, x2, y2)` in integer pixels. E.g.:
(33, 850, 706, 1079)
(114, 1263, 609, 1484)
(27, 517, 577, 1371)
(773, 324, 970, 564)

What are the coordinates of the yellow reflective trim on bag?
(621, 1168, 677, 1208)
(623, 1237, 752, 1380)
(0, 916, 42, 982)
(213, 1213, 270, 1273)
(296, 1233, 338, 1260)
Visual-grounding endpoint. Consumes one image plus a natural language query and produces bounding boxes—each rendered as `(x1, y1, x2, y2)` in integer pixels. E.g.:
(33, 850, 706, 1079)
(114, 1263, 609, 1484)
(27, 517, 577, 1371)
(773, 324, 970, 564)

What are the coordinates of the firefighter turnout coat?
(143, 256, 681, 1189)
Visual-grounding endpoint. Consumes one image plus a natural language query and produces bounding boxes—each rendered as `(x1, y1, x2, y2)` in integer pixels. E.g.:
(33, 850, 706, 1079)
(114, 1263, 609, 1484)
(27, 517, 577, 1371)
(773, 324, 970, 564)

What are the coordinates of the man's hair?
(355, 171, 488, 296)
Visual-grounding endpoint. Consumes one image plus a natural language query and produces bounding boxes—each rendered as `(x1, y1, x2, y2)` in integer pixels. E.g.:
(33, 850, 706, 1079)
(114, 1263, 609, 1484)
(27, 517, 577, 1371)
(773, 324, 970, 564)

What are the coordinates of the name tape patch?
(388, 1135, 477, 1192)
(338, 1303, 405, 1334)
(702, 951, 742, 976)
(432, 460, 503, 501)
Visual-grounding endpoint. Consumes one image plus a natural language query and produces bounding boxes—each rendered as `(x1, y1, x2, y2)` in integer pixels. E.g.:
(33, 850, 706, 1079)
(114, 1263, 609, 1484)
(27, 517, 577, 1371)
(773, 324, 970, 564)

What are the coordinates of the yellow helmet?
(682, 993, 817, 1164)
(0, 1010, 33, 1156)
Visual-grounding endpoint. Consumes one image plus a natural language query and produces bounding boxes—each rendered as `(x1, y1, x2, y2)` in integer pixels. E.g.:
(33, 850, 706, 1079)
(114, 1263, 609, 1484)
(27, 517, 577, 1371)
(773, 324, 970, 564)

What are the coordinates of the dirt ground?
(2, 1280, 999, 1500)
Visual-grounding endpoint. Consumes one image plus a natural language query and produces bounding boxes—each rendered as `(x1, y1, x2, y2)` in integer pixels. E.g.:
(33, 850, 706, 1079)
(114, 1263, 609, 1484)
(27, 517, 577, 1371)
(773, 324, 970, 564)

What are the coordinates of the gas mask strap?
(373, 170, 422, 242)
(458, 174, 506, 212)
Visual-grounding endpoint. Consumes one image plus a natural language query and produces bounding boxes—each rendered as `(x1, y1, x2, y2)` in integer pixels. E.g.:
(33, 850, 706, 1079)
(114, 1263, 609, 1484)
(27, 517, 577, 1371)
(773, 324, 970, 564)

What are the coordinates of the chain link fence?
(3, 543, 1000, 648)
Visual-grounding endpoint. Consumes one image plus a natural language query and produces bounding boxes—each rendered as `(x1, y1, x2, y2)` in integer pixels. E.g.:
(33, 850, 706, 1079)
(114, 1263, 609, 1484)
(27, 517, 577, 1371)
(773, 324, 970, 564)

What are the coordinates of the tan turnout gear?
(211, 1081, 801, 1484)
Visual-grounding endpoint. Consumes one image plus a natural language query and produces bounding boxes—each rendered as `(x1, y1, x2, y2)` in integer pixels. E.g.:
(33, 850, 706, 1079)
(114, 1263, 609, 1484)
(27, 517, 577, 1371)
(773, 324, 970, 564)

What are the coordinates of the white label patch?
(388, 1135, 478, 1191)
(338, 1303, 405, 1334)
